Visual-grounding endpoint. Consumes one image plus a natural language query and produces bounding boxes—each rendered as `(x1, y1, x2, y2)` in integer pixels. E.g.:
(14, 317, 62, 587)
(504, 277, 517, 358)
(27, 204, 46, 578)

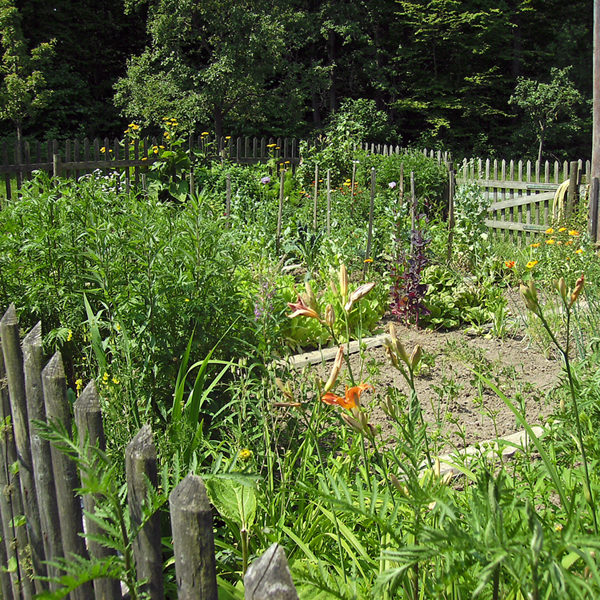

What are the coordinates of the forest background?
(0, 0, 593, 160)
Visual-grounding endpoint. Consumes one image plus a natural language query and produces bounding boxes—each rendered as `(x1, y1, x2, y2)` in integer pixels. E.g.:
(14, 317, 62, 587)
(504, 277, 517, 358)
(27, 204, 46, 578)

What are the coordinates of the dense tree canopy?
(0, 0, 593, 159)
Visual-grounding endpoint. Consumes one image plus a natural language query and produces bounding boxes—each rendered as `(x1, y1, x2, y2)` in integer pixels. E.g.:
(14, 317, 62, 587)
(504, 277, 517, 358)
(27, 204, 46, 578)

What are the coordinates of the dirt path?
(306, 321, 562, 452)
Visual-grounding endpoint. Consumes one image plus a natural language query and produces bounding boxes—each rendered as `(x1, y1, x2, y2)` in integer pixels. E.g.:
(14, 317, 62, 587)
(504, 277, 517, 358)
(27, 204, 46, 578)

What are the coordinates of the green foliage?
(510, 66, 583, 163)
(0, 0, 54, 140)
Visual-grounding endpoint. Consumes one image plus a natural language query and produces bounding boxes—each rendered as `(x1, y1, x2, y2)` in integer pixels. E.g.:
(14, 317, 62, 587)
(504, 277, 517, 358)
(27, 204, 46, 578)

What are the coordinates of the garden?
(1, 112, 600, 599)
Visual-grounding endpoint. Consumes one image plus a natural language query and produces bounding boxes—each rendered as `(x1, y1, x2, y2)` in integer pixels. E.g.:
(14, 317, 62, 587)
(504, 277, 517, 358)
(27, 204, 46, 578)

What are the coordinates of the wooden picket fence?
(453, 155, 591, 245)
(0, 135, 301, 200)
(0, 303, 299, 599)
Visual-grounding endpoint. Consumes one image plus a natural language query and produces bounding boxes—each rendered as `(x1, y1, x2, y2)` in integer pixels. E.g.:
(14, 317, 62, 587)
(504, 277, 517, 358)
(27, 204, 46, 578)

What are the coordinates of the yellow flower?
(575, 248, 584, 254)
(546, 239, 555, 245)
(184, 298, 190, 302)
(225, 135, 231, 140)
(75, 378, 83, 393)
(100, 146, 107, 153)
(141, 157, 147, 161)
(153, 147, 159, 154)
(545, 227, 554, 234)
(239, 448, 253, 461)
(526, 260, 538, 269)
(67, 329, 73, 342)
(266, 143, 277, 148)
(558, 227, 567, 232)
(343, 181, 351, 186)
(568, 230, 580, 236)
(201, 131, 209, 136)
(112, 376, 120, 385)
(530, 243, 540, 248)
(364, 258, 373, 263)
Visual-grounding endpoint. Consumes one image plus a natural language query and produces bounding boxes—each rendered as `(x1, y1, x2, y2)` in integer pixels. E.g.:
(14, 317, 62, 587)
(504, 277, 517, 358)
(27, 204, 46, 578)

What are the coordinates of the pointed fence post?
(0, 338, 22, 599)
(244, 543, 299, 600)
(169, 475, 218, 600)
(126, 425, 164, 600)
(42, 352, 94, 600)
(74, 382, 122, 600)
(0, 305, 44, 595)
(22, 323, 63, 590)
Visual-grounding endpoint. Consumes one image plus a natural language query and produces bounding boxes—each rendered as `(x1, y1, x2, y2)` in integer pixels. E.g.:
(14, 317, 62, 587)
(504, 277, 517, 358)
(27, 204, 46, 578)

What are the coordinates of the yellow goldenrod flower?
(239, 448, 253, 461)
(568, 230, 580, 236)
(75, 379, 83, 393)
(545, 227, 554, 234)
(526, 260, 538, 268)
(66, 329, 73, 342)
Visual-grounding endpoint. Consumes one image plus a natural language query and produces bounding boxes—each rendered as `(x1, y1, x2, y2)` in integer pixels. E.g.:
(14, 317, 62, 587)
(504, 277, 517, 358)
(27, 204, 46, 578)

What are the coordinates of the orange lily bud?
(325, 304, 335, 328)
(555, 277, 567, 302)
(569, 273, 585, 307)
(410, 345, 422, 371)
(287, 294, 320, 320)
(304, 281, 318, 311)
(323, 346, 344, 392)
(344, 281, 376, 312)
(339, 264, 348, 301)
(520, 280, 539, 313)
(341, 412, 364, 434)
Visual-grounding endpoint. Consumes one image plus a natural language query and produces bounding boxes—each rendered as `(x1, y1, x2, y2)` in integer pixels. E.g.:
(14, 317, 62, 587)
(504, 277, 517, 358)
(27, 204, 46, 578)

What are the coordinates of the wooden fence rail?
(0, 303, 299, 599)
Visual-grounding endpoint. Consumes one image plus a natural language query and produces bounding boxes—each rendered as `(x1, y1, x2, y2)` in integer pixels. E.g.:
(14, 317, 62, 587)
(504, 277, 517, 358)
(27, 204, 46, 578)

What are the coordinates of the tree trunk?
(213, 107, 223, 140)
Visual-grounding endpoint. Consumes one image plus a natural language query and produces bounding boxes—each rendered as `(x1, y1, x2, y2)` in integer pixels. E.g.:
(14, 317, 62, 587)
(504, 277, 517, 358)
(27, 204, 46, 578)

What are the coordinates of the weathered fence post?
(1, 305, 44, 595)
(313, 164, 319, 230)
(364, 167, 376, 276)
(52, 153, 62, 179)
(226, 172, 231, 225)
(326, 169, 331, 235)
(0, 339, 20, 599)
(74, 382, 122, 600)
(22, 322, 63, 590)
(276, 169, 285, 255)
(590, 177, 600, 244)
(126, 425, 164, 600)
(42, 352, 94, 600)
(169, 475, 218, 600)
(244, 543, 299, 600)
(447, 162, 456, 263)
(567, 160, 579, 217)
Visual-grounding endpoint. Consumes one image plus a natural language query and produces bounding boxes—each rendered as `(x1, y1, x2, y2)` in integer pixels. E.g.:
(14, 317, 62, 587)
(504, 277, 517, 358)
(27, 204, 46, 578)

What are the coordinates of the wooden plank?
(244, 544, 298, 600)
(489, 191, 555, 211)
(22, 323, 63, 591)
(484, 219, 547, 232)
(169, 475, 218, 600)
(73, 382, 122, 600)
(0, 337, 25, 598)
(455, 178, 558, 191)
(41, 352, 94, 600)
(126, 425, 164, 600)
(0, 306, 45, 590)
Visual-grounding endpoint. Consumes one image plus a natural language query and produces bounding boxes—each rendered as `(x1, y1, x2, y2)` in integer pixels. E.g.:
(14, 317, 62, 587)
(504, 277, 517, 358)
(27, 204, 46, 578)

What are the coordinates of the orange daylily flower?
(287, 295, 320, 320)
(321, 384, 373, 410)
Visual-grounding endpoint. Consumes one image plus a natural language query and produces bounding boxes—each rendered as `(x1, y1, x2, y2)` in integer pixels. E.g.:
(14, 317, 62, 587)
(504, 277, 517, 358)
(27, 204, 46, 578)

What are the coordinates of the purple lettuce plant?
(390, 229, 430, 326)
